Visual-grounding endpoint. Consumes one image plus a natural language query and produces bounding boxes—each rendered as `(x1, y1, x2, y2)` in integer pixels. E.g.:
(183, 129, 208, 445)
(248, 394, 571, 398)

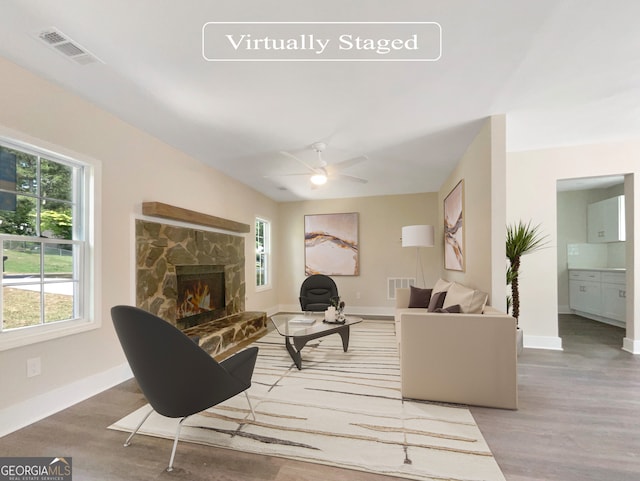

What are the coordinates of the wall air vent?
(387, 277, 416, 300)
(36, 28, 103, 65)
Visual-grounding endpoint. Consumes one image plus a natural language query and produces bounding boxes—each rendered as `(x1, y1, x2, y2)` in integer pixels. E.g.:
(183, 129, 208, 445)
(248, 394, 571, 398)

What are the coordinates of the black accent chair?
(111, 305, 258, 471)
(299, 274, 339, 312)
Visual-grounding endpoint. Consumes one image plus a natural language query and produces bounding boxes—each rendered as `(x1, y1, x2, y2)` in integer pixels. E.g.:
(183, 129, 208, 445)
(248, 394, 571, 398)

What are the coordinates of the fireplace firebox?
(175, 265, 226, 329)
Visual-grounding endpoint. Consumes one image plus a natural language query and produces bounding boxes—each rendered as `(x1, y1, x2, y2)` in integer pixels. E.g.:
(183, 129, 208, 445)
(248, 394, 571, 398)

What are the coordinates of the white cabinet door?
(601, 196, 625, 242)
(569, 279, 602, 316)
(587, 201, 606, 243)
(602, 283, 626, 322)
(601, 272, 626, 322)
(587, 196, 625, 243)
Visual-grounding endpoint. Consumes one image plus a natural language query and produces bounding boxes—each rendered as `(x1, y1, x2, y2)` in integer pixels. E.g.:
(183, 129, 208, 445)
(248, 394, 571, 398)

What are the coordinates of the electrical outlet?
(356, 292, 361, 299)
(27, 357, 41, 378)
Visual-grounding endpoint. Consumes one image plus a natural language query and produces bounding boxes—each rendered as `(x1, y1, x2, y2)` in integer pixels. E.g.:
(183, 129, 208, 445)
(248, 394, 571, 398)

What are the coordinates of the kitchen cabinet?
(587, 196, 625, 243)
(601, 272, 626, 322)
(569, 270, 602, 316)
(569, 269, 625, 328)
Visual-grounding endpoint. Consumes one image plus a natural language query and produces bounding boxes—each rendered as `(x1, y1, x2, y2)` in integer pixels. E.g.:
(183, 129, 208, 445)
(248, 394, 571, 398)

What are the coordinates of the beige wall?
(508, 139, 639, 351)
(0, 57, 279, 418)
(437, 116, 507, 310)
(277, 193, 439, 314)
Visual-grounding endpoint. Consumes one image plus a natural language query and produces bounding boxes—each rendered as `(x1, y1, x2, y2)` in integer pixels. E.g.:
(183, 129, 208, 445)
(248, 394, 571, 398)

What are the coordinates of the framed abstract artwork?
(444, 180, 465, 271)
(304, 212, 359, 276)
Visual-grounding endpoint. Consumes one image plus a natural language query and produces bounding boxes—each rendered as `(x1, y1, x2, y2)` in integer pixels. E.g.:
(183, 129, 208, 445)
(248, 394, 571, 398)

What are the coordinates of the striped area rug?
(109, 319, 505, 481)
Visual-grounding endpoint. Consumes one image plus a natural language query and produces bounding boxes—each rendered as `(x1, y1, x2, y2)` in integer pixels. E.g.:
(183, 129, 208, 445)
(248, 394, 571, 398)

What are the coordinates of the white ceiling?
(557, 175, 625, 192)
(1, 0, 639, 202)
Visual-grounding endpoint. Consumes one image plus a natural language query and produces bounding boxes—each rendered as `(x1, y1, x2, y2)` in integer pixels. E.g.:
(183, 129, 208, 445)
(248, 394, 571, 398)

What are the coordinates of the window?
(0, 137, 94, 347)
(255, 217, 270, 289)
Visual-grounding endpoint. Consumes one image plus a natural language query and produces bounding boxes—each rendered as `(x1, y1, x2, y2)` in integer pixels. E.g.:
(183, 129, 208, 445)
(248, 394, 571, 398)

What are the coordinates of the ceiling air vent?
(37, 27, 103, 65)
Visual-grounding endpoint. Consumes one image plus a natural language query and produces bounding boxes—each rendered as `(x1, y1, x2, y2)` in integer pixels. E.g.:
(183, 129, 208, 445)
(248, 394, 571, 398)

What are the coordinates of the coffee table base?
(285, 324, 351, 370)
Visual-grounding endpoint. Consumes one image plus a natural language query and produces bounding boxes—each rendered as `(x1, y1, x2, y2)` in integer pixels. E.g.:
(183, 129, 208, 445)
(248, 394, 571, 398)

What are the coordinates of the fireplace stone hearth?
(182, 311, 267, 356)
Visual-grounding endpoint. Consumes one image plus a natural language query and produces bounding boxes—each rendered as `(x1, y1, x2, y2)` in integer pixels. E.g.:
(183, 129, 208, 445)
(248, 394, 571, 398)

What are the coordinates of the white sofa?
(395, 286, 518, 410)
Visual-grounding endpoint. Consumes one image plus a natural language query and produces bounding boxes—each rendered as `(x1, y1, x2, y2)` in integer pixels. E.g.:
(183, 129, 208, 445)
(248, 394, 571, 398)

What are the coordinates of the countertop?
(568, 267, 626, 272)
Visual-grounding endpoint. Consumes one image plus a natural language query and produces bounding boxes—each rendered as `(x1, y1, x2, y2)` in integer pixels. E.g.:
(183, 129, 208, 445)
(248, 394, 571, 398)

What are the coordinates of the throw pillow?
(434, 304, 461, 313)
(443, 282, 489, 313)
(427, 291, 447, 312)
(432, 278, 453, 294)
(408, 286, 432, 308)
(468, 290, 489, 313)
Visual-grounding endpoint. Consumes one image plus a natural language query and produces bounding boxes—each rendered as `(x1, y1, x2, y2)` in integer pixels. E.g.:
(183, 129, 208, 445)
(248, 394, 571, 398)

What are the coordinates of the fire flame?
(177, 281, 212, 318)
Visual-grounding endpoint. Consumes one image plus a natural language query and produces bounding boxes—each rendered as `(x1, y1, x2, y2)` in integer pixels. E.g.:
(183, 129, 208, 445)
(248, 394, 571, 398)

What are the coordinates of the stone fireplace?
(136, 220, 245, 327)
(135, 212, 267, 357)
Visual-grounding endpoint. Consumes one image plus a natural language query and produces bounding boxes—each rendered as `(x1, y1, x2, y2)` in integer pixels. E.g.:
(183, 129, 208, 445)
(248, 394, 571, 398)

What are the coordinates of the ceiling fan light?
(310, 174, 327, 185)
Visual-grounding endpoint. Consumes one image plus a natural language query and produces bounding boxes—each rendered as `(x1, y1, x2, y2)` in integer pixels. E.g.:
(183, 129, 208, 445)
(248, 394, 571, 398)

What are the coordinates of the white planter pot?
(516, 327, 524, 356)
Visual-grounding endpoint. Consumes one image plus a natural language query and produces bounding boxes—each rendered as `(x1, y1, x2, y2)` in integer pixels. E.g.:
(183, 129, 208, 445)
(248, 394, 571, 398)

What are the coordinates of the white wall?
(508, 139, 639, 352)
(0, 56, 279, 430)
(277, 193, 439, 315)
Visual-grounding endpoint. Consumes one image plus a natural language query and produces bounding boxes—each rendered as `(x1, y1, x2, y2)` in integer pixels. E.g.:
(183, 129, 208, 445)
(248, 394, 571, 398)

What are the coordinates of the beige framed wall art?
(444, 180, 465, 271)
(304, 212, 359, 276)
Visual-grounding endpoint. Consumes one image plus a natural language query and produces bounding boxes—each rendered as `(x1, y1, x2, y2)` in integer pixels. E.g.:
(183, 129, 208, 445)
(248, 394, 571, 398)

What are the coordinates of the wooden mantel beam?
(142, 202, 250, 233)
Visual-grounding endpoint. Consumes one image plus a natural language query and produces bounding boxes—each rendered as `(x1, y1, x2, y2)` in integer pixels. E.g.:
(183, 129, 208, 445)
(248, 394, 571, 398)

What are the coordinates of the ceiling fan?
(278, 142, 368, 186)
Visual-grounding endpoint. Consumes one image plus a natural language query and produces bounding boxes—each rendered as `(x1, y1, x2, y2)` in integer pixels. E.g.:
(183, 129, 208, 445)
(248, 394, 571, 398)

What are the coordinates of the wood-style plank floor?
(1, 314, 639, 480)
(472, 314, 640, 481)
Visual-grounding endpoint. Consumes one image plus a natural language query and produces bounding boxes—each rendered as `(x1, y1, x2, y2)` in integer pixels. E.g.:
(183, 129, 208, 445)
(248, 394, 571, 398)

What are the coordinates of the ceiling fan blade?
(331, 155, 368, 171)
(335, 173, 368, 184)
(279, 150, 318, 174)
(264, 173, 309, 178)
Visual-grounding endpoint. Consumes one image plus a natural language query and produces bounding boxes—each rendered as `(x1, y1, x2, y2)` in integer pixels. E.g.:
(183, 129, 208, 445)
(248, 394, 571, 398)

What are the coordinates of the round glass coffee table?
(270, 314, 362, 370)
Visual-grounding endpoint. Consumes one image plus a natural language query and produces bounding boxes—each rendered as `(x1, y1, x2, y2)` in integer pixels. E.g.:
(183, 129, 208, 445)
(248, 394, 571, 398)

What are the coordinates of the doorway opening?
(556, 174, 628, 347)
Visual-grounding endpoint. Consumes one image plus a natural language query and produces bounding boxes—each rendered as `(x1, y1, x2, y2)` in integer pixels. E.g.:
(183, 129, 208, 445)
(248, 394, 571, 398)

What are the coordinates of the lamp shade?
(402, 225, 435, 247)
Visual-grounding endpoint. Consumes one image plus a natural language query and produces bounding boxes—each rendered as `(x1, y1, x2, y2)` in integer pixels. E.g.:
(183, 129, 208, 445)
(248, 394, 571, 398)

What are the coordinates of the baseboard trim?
(523, 334, 563, 351)
(0, 362, 133, 438)
(623, 337, 640, 354)
(260, 305, 280, 317)
(570, 309, 626, 329)
(557, 304, 571, 315)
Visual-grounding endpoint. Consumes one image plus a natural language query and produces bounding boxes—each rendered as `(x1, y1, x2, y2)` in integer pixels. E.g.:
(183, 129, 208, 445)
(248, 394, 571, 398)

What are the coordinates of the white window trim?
(0, 132, 101, 351)
(255, 216, 271, 292)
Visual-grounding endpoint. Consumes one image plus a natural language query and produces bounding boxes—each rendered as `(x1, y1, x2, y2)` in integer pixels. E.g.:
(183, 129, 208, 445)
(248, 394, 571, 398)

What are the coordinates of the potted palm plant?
(506, 221, 548, 354)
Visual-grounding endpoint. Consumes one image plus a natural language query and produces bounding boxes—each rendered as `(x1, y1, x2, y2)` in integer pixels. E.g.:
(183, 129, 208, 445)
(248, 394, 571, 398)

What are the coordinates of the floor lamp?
(402, 225, 435, 287)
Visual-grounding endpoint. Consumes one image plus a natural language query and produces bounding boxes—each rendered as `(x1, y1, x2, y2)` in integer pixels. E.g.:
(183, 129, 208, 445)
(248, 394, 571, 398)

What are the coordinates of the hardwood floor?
(471, 314, 640, 481)
(1, 314, 639, 480)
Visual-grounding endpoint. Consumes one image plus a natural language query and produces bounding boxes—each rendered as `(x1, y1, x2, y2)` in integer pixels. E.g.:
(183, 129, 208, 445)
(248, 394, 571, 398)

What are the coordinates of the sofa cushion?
(432, 278, 453, 294)
(427, 291, 447, 312)
(408, 286, 432, 308)
(443, 282, 488, 313)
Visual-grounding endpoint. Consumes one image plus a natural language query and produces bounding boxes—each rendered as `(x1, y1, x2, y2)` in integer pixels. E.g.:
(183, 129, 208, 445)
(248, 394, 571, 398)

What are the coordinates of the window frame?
(255, 217, 271, 291)
(0, 135, 99, 351)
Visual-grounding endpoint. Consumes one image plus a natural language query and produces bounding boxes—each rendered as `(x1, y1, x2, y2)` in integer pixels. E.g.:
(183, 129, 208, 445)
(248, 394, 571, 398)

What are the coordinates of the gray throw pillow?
(434, 304, 461, 313)
(427, 291, 447, 312)
(408, 286, 432, 308)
